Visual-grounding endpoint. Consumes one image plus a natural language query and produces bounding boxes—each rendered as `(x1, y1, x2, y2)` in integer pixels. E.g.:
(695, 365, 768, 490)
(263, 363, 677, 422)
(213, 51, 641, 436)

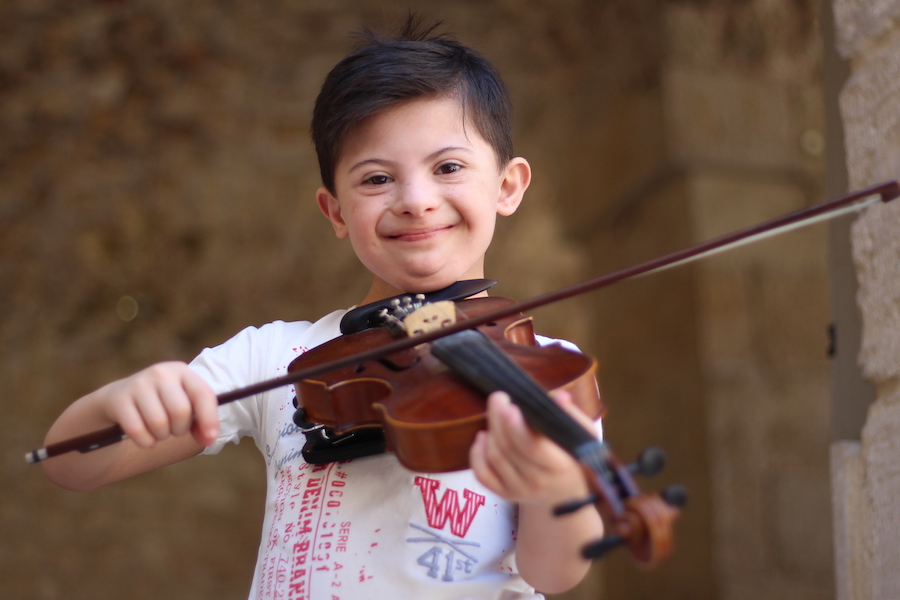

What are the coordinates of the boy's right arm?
(41, 361, 220, 491)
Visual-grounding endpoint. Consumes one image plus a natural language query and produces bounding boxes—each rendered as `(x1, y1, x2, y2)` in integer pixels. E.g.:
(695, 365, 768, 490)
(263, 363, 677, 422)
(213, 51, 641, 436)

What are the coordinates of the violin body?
(288, 296, 603, 472)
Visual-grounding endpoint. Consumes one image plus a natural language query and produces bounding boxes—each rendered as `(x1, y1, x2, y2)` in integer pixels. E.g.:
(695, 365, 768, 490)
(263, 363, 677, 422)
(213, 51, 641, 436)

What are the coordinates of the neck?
(359, 278, 405, 306)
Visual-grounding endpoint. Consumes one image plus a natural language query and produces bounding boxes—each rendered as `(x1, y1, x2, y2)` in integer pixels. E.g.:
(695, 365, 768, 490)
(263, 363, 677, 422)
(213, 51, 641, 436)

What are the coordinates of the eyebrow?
(347, 146, 474, 174)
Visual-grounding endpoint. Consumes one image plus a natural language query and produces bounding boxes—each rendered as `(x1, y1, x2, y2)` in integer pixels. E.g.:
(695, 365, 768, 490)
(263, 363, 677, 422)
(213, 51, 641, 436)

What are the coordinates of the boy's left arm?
(469, 391, 605, 594)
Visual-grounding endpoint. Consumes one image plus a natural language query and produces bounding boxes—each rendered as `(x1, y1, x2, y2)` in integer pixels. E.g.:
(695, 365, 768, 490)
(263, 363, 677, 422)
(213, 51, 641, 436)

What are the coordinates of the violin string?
(430, 331, 633, 520)
(430, 330, 597, 453)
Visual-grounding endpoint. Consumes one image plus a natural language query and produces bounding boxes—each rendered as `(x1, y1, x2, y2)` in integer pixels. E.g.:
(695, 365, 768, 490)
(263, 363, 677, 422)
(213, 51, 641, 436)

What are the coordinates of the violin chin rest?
(301, 427, 386, 464)
(293, 406, 387, 464)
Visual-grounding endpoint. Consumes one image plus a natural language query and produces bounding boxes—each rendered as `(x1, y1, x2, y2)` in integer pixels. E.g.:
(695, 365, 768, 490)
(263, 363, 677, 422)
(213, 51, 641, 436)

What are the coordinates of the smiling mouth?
(386, 225, 453, 241)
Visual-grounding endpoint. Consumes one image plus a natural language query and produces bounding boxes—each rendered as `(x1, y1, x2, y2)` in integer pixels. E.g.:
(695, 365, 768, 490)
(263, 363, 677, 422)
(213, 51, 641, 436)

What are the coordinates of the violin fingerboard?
(430, 329, 599, 455)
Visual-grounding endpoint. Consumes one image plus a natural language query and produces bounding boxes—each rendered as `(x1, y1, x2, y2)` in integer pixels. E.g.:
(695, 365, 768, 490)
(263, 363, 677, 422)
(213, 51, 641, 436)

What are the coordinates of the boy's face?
(317, 96, 530, 301)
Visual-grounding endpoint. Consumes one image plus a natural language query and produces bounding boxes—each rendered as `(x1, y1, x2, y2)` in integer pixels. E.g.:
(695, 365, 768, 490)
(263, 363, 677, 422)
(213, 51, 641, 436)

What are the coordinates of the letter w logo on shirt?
(414, 476, 486, 538)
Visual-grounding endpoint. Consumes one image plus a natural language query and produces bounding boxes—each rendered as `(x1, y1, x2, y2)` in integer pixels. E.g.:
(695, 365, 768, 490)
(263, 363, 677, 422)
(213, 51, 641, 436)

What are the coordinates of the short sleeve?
(190, 321, 312, 454)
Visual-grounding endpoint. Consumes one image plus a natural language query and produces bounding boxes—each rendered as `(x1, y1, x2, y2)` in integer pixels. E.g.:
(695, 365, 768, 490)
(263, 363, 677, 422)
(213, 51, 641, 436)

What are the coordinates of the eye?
(363, 174, 392, 186)
(436, 163, 462, 175)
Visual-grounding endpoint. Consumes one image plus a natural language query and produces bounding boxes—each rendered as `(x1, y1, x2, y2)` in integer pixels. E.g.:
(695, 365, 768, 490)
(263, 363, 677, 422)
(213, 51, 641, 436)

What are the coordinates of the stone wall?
(1, 1, 832, 599)
(830, 1, 900, 598)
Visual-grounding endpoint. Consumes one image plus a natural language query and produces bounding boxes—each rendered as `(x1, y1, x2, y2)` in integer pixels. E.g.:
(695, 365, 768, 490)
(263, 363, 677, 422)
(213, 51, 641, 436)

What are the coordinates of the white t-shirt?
(192, 309, 592, 600)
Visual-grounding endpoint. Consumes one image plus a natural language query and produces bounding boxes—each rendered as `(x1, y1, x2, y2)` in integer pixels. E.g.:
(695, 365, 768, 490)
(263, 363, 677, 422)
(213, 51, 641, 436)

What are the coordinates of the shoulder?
(209, 309, 347, 354)
(189, 309, 348, 391)
(194, 309, 350, 454)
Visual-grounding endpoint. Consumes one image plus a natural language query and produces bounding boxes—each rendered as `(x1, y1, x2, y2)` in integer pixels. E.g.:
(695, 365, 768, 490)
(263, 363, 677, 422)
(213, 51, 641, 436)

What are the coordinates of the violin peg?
(661, 484, 688, 507)
(626, 446, 666, 477)
(582, 534, 624, 560)
(552, 494, 598, 517)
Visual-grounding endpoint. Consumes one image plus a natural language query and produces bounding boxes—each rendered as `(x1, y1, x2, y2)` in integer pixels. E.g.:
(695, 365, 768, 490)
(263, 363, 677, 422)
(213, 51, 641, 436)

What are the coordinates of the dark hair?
(312, 17, 514, 193)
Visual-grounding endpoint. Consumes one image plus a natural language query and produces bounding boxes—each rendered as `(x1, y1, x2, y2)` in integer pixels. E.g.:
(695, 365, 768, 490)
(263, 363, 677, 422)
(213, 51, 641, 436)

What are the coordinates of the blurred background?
(2, 1, 842, 598)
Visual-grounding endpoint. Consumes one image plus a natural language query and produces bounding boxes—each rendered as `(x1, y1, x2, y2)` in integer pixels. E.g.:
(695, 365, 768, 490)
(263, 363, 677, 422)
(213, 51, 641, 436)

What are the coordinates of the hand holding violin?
(472, 389, 605, 593)
(471, 390, 599, 507)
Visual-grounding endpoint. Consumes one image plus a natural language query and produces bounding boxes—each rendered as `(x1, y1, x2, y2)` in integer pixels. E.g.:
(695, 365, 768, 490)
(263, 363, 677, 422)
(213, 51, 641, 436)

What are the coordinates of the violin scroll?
(555, 445, 686, 567)
(583, 491, 683, 565)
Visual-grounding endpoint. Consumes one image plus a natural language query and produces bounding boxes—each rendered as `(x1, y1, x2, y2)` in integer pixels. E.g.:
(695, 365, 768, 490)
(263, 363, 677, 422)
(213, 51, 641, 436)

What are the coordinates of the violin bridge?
(403, 301, 457, 337)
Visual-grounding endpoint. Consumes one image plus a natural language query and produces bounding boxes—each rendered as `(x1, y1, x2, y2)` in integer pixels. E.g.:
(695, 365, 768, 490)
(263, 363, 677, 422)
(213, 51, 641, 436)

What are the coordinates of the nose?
(394, 175, 438, 217)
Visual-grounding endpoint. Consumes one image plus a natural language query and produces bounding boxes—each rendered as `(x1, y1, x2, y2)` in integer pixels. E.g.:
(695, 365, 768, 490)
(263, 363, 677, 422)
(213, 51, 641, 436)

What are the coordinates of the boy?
(42, 20, 604, 599)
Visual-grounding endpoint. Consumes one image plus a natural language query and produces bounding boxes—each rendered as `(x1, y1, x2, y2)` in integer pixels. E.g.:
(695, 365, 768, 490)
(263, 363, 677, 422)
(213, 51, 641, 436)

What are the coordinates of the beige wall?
(2, 2, 832, 599)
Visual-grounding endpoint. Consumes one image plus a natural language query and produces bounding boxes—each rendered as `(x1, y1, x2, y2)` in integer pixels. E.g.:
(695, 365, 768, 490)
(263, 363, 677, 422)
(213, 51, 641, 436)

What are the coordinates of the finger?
(469, 430, 505, 496)
(114, 399, 157, 449)
(133, 384, 174, 442)
(551, 388, 573, 407)
(485, 392, 529, 464)
(482, 393, 537, 492)
(491, 391, 575, 471)
(158, 378, 194, 438)
(184, 370, 219, 446)
(550, 389, 600, 436)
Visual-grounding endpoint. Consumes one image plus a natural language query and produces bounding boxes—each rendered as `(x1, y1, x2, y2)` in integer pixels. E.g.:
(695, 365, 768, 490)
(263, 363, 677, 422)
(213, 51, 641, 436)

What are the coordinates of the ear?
(316, 187, 349, 239)
(496, 157, 531, 216)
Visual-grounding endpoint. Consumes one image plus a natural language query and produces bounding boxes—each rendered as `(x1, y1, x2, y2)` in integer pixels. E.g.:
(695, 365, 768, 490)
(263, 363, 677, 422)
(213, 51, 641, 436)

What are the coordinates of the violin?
(25, 179, 900, 566)
(290, 293, 602, 472)
(288, 290, 685, 566)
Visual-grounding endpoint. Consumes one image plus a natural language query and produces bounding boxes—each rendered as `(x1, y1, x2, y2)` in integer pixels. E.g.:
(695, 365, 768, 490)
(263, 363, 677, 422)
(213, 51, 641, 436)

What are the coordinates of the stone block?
(833, 0, 900, 59)
(839, 34, 900, 190)
(850, 198, 900, 383)
(830, 440, 872, 600)
(860, 390, 900, 600)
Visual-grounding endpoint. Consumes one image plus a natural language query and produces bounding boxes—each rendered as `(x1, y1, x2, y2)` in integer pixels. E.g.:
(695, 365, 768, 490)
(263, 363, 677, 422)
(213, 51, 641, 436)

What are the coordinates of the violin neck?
(430, 329, 602, 461)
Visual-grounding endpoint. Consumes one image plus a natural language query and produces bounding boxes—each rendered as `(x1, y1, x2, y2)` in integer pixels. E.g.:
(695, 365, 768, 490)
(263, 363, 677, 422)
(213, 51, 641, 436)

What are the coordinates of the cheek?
(468, 201, 501, 235)
(344, 214, 385, 257)
(340, 204, 377, 235)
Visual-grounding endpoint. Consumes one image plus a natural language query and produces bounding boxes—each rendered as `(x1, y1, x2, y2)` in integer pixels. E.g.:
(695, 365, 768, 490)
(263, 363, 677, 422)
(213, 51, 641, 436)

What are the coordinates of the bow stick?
(25, 179, 900, 463)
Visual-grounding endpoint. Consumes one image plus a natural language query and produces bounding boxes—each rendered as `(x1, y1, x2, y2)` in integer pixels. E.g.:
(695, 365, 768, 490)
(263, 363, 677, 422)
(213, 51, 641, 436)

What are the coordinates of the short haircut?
(312, 17, 514, 193)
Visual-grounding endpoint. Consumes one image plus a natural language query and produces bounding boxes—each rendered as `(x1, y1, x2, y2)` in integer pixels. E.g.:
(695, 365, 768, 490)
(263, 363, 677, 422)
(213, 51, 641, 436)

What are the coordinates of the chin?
(395, 274, 461, 294)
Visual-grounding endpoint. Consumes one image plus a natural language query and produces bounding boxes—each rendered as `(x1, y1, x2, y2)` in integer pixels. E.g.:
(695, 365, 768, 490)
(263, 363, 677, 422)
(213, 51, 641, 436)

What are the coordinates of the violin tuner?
(626, 446, 666, 477)
(661, 484, 688, 508)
